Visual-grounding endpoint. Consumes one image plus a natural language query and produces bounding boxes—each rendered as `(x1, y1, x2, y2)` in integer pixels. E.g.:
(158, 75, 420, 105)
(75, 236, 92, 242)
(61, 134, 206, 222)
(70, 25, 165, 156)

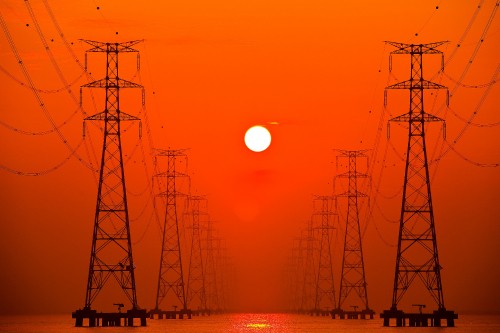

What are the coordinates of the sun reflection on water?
(246, 322, 271, 329)
(233, 313, 288, 332)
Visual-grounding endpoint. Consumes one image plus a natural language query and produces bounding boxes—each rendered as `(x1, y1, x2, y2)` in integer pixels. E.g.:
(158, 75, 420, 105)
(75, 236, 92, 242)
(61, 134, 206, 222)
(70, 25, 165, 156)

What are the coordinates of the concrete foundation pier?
(380, 308, 458, 327)
(72, 308, 147, 327)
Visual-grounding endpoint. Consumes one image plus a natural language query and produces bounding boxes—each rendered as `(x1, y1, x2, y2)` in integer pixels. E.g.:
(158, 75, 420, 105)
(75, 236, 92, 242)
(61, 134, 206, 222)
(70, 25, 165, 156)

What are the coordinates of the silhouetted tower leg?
(186, 195, 208, 314)
(154, 149, 190, 314)
(381, 41, 457, 327)
(73, 40, 147, 327)
(313, 195, 337, 315)
(335, 150, 374, 319)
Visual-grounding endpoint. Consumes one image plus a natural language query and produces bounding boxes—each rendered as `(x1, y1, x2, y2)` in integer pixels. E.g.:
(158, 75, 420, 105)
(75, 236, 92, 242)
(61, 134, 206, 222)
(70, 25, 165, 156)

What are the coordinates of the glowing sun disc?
(244, 126, 271, 152)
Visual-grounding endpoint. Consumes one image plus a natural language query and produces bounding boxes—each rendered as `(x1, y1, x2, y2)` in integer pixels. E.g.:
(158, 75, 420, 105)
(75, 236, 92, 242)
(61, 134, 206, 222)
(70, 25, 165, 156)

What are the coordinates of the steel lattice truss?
(336, 150, 372, 312)
(154, 149, 189, 311)
(81, 40, 143, 310)
(186, 195, 208, 311)
(300, 220, 317, 311)
(204, 220, 221, 311)
(386, 41, 448, 310)
(312, 196, 337, 312)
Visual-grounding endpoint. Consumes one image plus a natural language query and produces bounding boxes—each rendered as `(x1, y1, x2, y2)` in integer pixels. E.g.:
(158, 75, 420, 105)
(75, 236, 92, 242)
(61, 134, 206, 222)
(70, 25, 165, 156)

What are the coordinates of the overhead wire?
(0, 63, 86, 94)
(444, 139, 500, 167)
(444, 0, 486, 66)
(42, 0, 102, 169)
(365, 0, 500, 250)
(433, 63, 500, 164)
(25, 0, 101, 173)
(0, 138, 85, 176)
(447, 105, 500, 128)
(0, 12, 96, 173)
(0, 105, 80, 135)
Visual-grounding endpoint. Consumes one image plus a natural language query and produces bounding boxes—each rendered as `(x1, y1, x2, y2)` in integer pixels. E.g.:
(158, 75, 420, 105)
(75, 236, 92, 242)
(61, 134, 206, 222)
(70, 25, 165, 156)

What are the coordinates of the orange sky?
(0, 0, 499, 315)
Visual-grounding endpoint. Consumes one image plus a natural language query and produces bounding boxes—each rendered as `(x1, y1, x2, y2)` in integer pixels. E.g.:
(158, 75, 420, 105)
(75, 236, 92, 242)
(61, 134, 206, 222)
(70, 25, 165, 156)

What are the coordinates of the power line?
(0, 12, 96, 172)
(0, 138, 85, 176)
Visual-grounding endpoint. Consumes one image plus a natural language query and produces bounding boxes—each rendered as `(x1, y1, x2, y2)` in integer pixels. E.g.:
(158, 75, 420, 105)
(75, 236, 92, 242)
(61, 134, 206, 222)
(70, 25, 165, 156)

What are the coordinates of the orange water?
(1, 313, 499, 333)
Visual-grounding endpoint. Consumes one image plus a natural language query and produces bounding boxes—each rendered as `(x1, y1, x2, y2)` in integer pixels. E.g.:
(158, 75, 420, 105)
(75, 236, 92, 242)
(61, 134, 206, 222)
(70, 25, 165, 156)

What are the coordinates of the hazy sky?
(0, 0, 499, 315)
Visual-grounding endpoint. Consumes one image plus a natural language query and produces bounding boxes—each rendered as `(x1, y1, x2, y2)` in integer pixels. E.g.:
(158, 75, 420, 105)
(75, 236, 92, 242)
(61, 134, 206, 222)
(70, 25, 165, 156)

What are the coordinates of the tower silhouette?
(312, 195, 337, 316)
(334, 150, 374, 319)
(380, 41, 457, 327)
(300, 219, 316, 313)
(151, 149, 191, 319)
(185, 195, 208, 314)
(72, 40, 147, 327)
(288, 236, 305, 312)
(204, 219, 221, 312)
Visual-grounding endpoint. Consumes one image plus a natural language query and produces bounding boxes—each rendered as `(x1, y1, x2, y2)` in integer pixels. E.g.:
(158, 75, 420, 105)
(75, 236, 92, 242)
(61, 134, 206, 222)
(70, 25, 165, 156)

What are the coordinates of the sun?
(244, 126, 271, 152)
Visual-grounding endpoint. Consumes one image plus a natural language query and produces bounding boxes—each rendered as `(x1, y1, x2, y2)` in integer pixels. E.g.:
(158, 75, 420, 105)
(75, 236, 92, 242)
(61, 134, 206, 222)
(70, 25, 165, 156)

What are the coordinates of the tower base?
(332, 308, 375, 319)
(72, 308, 147, 327)
(380, 309, 458, 327)
(148, 308, 193, 319)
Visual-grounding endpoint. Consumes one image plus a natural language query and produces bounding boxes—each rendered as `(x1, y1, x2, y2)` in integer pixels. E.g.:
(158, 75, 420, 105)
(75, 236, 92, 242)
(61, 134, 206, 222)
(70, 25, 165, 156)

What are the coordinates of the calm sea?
(0, 313, 499, 333)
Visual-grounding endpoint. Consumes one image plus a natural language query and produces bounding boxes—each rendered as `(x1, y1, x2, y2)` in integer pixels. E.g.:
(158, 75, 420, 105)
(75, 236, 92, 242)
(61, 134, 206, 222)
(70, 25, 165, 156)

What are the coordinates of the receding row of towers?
(285, 150, 373, 319)
(71, 40, 457, 328)
(72, 40, 231, 327)
(285, 41, 458, 327)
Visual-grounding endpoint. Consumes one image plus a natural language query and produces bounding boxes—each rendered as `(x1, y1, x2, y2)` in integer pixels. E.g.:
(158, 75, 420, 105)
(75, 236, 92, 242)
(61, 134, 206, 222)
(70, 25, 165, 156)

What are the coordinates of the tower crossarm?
(389, 112, 444, 123)
(336, 190, 367, 198)
(82, 78, 143, 89)
(80, 39, 143, 53)
(154, 148, 189, 157)
(84, 110, 140, 122)
(384, 41, 448, 55)
(336, 171, 368, 179)
(153, 171, 190, 178)
(385, 79, 447, 91)
(388, 112, 446, 139)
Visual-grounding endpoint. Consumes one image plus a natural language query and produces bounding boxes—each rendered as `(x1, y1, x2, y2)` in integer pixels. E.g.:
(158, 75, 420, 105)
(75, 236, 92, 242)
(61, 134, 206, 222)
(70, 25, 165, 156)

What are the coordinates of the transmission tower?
(204, 219, 221, 313)
(300, 219, 316, 313)
(334, 150, 374, 319)
(185, 195, 208, 315)
(289, 236, 305, 312)
(312, 195, 337, 316)
(152, 149, 191, 319)
(381, 41, 457, 327)
(214, 237, 227, 312)
(72, 40, 147, 327)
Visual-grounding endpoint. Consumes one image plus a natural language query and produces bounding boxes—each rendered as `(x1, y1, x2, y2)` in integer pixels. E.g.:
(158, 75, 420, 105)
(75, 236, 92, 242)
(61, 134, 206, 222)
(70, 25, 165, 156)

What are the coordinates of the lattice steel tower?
(80, 40, 144, 311)
(300, 219, 316, 312)
(381, 41, 457, 327)
(335, 150, 374, 319)
(154, 149, 190, 313)
(312, 195, 337, 315)
(204, 220, 221, 312)
(186, 195, 208, 313)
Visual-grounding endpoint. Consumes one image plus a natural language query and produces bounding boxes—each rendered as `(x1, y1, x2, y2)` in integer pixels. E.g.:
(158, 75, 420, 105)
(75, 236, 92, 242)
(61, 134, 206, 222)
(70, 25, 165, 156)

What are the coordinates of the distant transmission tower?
(72, 40, 147, 327)
(152, 149, 191, 319)
(186, 195, 208, 315)
(300, 219, 316, 313)
(204, 219, 221, 313)
(289, 236, 304, 312)
(334, 150, 374, 319)
(312, 195, 337, 316)
(381, 41, 457, 327)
